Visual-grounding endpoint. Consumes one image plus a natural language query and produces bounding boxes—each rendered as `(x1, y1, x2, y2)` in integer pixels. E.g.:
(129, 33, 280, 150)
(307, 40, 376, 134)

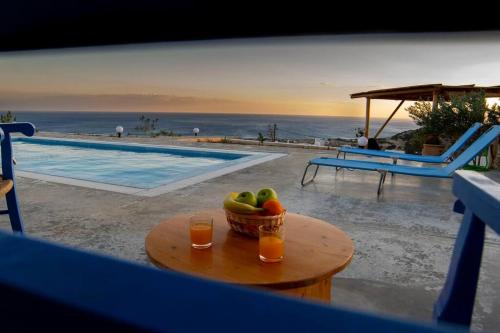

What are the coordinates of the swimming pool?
(12, 137, 285, 196)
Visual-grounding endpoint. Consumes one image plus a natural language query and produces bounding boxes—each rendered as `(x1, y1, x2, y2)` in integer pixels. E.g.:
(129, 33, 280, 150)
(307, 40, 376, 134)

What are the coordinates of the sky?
(1, 31, 500, 118)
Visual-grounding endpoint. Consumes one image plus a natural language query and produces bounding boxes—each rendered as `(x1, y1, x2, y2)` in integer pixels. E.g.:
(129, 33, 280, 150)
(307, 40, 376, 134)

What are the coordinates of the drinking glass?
(259, 225, 284, 263)
(189, 215, 213, 249)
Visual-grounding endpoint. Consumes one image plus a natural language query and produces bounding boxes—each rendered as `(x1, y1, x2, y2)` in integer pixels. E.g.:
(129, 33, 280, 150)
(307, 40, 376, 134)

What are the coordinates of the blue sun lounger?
(301, 125, 500, 196)
(337, 122, 482, 164)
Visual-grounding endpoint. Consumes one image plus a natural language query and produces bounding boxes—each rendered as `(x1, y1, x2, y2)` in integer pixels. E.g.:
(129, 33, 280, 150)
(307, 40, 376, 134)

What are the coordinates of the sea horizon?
(10, 111, 417, 140)
(3, 109, 410, 119)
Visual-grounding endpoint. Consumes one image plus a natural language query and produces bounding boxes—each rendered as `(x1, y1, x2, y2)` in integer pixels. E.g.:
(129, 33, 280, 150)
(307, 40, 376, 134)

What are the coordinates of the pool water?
(12, 137, 277, 192)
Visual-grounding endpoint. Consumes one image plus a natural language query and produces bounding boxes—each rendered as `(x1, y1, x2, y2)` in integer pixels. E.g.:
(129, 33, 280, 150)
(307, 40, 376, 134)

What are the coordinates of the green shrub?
(149, 130, 180, 137)
(405, 90, 500, 151)
(0, 111, 16, 123)
(136, 115, 159, 132)
(407, 91, 498, 137)
(257, 132, 265, 145)
(159, 130, 179, 137)
(404, 129, 425, 154)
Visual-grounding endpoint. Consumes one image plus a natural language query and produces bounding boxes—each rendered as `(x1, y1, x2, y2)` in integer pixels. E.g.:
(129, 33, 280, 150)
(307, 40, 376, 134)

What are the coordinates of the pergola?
(351, 84, 500, 139)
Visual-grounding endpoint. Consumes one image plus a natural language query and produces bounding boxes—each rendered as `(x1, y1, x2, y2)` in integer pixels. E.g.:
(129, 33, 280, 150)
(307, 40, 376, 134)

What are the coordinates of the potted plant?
(406, 100, 446, 156)
(421, 133, 444, 156)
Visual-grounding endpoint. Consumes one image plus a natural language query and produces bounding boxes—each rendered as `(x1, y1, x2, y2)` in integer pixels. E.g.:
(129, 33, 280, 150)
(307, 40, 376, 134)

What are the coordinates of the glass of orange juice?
(189, 215, 213, 249)
(259, 225, 284, 263)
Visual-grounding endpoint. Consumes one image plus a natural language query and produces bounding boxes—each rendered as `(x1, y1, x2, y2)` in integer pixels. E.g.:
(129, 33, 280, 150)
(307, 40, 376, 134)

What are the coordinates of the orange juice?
(190, 223, 213, 248)
(259, 236, 284, 262)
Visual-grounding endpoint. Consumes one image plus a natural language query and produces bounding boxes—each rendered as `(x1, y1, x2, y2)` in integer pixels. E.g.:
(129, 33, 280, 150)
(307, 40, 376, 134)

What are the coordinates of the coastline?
(11, 111, 417, 141)
(30, 129, 412, 152)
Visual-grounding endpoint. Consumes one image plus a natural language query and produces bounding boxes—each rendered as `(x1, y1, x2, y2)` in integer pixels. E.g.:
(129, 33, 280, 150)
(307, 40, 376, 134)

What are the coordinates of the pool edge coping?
(14, 137, 287, 196)
(13, 136, 271, 157)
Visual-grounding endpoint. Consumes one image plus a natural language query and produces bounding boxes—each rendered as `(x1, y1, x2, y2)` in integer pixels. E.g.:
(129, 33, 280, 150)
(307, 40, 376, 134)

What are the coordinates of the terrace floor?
(1, 132, 499, 332)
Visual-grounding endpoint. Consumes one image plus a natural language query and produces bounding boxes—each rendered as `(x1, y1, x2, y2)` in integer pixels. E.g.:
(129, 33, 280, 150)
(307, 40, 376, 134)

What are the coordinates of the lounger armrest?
(0, 122, 36, 137)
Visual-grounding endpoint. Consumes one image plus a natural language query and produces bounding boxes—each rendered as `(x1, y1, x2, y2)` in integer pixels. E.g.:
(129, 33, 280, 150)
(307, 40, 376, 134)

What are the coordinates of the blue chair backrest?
(441, 123, 482, 160)
(0, 122, 36, 232)
(444, 125, 500, 174)
(434, 171, 500, 327)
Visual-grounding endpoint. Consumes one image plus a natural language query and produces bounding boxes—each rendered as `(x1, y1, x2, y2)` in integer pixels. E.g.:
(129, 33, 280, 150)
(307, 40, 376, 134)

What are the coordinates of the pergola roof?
(351, 84, 500, 101)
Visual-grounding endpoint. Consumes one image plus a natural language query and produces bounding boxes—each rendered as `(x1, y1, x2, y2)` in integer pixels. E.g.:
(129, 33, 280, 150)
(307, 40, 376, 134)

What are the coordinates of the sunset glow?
(1, 32, 500, 118)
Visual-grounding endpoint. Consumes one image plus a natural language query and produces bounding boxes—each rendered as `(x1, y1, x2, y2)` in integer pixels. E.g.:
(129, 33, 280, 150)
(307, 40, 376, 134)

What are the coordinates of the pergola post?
(432, 90, 439, 111)
(364, 97, 371, 138)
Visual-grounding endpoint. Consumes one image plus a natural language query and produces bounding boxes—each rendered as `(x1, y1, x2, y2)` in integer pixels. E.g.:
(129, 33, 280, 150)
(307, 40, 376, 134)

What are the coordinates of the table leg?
(268, 276, 332, 303)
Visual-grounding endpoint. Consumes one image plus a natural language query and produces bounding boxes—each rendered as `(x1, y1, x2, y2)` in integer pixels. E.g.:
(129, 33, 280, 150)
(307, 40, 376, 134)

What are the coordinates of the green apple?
(257, 188, 278, 206)
(235, 191, 258, 207)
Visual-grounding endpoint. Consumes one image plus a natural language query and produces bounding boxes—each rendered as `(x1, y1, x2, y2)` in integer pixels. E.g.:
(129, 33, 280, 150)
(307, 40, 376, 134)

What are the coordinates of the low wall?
(227, 139, 338, 151)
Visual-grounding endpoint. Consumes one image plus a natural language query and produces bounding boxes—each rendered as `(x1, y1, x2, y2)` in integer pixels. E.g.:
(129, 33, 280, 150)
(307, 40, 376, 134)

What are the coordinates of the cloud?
(0, 91, 401, 118)
(0, 92, 246, 112)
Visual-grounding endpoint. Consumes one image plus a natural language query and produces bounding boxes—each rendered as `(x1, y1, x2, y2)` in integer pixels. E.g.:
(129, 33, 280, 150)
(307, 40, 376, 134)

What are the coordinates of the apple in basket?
(235, 191, 258, 207)
(223, 188, 285, 215)
(223, 188, 286, 237)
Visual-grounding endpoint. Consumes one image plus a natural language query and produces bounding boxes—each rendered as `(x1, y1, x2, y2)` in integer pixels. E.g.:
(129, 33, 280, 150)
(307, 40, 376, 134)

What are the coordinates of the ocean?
(11, 112, 417, 140)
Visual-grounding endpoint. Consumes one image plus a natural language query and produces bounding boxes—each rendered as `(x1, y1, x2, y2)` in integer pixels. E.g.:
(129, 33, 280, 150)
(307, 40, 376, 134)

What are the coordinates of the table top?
(145, 209, 354, 289)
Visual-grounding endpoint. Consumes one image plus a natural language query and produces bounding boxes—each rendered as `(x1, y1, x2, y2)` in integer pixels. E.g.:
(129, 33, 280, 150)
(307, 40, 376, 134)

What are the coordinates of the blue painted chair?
(433, 170, 500, 327)
(0, 122, 36, 233)
(337, 123, 482, 164)
(301, 125, 500, 196)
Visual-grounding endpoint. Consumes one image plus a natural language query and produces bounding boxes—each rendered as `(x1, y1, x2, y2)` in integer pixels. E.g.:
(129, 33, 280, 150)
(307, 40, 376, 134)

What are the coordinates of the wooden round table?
(145, 209, 354, 302)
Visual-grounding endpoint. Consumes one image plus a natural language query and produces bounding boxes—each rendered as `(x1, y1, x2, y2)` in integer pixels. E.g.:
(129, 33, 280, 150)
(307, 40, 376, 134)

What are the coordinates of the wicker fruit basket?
(224, 208, 286, 238)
